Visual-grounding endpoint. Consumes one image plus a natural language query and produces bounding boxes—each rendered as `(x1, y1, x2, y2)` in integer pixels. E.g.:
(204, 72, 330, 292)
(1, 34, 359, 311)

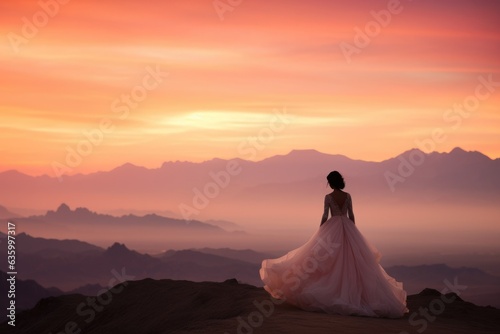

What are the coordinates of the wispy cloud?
(0, 0, 499, 174)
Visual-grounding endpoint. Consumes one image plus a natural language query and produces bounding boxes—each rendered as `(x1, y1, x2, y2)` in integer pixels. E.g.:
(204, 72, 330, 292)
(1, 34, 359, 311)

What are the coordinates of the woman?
(260, 171, 408, 318)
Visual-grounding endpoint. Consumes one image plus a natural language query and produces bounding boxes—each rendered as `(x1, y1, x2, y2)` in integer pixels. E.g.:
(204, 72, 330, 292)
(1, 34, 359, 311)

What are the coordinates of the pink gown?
(260, 193, 408, 318)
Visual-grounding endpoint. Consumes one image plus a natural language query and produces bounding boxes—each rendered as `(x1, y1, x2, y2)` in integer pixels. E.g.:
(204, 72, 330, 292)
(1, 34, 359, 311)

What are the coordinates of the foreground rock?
(1, 278, 499, 334)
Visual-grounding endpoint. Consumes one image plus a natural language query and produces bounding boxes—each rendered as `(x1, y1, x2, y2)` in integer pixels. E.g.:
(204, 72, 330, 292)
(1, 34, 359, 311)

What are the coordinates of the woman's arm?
(347, 194, 355, 224)
(320, 195, 329, 225)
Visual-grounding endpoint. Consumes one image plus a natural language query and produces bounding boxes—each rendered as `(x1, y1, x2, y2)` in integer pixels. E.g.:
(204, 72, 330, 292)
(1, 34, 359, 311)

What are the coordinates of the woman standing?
(260, 171, 408, 318)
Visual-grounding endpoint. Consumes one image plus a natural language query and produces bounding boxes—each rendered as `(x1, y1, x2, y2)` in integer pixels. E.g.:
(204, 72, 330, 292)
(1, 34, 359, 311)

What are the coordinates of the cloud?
(0, 0, 499, 175)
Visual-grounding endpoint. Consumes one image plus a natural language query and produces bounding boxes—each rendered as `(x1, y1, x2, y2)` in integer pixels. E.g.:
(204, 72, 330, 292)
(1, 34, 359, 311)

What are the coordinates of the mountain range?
(0, 270, 62, 311)
(0, 205, 20, 219)
(0, 203, 249, 251)
(0, 232, 264, 291)
(1, 147, 499, 254)
(1, 278, 499, 334)
(1, 232, 499, 309)
(0, 147, 498, 217)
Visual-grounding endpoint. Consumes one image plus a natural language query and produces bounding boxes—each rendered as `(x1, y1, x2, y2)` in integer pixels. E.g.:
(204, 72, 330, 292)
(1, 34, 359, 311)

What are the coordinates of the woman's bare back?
(331, 190, 348, 209)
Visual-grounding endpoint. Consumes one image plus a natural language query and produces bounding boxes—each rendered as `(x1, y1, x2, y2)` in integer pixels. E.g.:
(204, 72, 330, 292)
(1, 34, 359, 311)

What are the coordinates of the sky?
(1, 0, 499, 177)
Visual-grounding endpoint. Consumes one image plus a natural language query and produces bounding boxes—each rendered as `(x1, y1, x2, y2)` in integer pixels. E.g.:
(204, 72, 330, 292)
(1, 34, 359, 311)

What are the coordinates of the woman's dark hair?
(327, 171, 345, 189)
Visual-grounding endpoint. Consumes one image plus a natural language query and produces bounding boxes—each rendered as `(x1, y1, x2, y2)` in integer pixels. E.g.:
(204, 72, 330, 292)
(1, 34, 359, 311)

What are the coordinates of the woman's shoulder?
(325, 191, 351, 198)
(339, 190, 351, 199)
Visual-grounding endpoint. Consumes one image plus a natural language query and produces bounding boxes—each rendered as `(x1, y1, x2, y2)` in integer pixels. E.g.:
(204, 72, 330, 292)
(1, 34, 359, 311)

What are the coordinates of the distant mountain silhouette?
(104, 208, 181, 218)
(1, 204, 243, 251)
(1, 278, 498, 334)
(2, 233, 498, 308)
(0, 241, 161, 290)
(0, 147, 498, 215)
(1, 147, 498, 255)
(0, 205, 20, 219)
(0, 271, 62, 311)
(0, 236, 261, 290)
(5, 232, 103, 255)
(205, 219, 244, 232)
(387, 263, 500, 287)
(386, 264, 500, 308)
(39, 203, 222, 230)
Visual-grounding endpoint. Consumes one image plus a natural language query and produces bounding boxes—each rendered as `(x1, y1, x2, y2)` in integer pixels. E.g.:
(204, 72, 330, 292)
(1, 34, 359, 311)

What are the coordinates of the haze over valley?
(1, 148, 499, 278)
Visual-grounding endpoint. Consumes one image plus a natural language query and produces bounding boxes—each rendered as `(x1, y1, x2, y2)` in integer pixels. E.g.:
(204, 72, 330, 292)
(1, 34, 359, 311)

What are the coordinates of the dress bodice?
(326, 193, 351, 217)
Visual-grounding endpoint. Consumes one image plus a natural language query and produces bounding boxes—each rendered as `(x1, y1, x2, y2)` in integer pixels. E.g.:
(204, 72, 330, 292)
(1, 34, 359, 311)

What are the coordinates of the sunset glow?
(1, 0, 499, 176)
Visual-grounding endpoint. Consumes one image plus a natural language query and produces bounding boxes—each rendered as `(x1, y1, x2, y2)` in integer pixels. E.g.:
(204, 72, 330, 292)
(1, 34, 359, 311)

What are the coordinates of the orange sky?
(1, 0, 499, 177)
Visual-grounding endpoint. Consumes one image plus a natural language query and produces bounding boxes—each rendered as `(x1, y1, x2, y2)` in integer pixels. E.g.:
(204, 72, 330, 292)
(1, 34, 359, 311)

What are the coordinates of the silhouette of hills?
(0, 147, 498, 254)
(387, 263, 500, 287)
(39, 203, 222, 230)
(1, 278, 498, 334)
(6, 232, 103, 255)
(0, 147, 498, 214)
(386, 264, 500, 308)
(0, 204, 242, 251)
(0, 235, 262, 291)
(0, 205, 20, 219)
(205, 219, 244, 232)
(0, 271, 62, 311)
(2, 233, 498, 308)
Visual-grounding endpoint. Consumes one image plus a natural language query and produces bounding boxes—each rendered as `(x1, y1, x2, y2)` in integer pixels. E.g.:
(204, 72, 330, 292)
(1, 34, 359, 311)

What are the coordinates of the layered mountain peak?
(51, 204, 94, 218)
(105, 242, 131, 256)
(449, 147, 490, 161)
(56, 203, 71, 214)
